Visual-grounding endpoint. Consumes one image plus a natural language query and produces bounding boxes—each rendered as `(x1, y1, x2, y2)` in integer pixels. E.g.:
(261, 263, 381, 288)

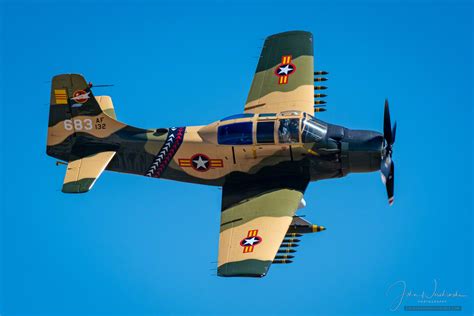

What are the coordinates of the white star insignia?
(243, 237, 259, 246)
(278, 64, 293, 75)
(193, 156, 208, 169)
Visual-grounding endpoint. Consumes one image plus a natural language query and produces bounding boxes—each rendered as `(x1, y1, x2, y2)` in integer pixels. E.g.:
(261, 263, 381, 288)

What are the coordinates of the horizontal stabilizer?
(62, 151, 116, 193)
(95, 96, 117, 119)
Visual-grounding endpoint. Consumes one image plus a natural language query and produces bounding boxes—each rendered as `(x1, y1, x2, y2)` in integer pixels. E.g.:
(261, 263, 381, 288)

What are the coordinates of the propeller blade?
(380, 157, 391, 184)
(381, 99, 395, 206)
(384, 99, 393, 145)
(380, 158, 394, 205)
(386, 161, 395, 206)
(391, 121, 397, 144)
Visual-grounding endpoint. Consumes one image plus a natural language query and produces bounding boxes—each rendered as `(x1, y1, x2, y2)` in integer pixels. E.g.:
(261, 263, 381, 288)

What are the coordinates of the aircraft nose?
(341, 129, 384, 173)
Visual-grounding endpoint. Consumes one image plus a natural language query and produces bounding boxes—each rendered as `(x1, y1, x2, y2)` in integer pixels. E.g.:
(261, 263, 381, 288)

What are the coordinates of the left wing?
(62, 151, 116, 193)
(244, 31, 314, 114)
(217, 178, 308, 277)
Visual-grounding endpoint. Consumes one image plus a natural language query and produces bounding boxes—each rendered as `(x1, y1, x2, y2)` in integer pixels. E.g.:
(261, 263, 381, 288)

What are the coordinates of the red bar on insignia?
(282, 55, 292, 64)
(279, 76, 288, 84)
(178, 159, 192, 166)
(243, 246, 251, 253)
(209, 159, 223, 167)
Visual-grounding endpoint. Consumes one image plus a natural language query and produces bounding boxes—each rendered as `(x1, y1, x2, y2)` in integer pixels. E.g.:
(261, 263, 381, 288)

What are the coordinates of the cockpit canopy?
(218, 121, 253, 145)
(215, 112, 327, 145)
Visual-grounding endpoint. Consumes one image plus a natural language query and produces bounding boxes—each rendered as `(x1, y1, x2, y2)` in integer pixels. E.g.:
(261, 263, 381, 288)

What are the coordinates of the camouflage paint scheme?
(47, 31, 386, 277)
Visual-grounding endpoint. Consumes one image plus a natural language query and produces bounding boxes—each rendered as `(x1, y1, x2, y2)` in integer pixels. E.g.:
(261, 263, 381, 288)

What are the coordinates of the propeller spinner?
(380, 99, 396, 205)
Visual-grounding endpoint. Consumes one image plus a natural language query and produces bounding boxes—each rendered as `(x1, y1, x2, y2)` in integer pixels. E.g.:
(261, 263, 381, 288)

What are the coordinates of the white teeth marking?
(146, 127, 182, 176)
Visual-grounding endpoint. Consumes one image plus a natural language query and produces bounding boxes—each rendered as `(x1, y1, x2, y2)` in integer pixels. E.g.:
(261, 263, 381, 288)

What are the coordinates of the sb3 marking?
(63, 117, 107, 131)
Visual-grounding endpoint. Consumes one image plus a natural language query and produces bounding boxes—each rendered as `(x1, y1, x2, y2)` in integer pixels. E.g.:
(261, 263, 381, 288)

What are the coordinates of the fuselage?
(99, 111, 384, 186)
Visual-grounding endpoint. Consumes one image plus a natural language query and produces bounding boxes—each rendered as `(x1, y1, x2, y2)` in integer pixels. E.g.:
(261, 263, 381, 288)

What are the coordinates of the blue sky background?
(0, 0, 472, 315)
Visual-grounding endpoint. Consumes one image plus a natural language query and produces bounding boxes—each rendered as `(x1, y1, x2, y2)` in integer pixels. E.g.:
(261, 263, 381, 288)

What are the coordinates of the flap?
(62, 151, 116, 193)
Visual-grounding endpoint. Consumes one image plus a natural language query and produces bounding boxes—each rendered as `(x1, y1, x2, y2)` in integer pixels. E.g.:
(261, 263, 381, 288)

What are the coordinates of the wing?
(62, 151, 116, 193)
(244, 31, 314, 114)
(217, 177, 308, 277)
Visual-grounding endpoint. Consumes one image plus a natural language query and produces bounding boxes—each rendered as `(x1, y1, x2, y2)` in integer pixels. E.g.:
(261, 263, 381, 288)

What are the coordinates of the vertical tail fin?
(47, 74, 124, 161)
(50, 74, 103, 117)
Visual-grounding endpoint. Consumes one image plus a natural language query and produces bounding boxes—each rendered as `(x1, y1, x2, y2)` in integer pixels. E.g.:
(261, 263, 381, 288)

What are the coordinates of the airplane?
(47, 30, 396, 278)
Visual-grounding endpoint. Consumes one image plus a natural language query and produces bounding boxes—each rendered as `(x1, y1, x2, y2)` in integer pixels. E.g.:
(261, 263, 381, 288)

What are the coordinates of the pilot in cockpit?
(278, 118, 299, 143)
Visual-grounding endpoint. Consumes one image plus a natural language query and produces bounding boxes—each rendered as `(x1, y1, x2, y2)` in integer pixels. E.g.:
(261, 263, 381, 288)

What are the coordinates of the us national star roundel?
(191, 154, 209, 171)
(274, 55, 296, 85)
(240, 229, 263, 253)
(178, 154, 223, 172)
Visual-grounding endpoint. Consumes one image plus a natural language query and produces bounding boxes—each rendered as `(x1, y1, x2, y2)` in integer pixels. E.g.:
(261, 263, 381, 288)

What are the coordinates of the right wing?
(217, 177, 308, 277)
(244, 31, 314, 114)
